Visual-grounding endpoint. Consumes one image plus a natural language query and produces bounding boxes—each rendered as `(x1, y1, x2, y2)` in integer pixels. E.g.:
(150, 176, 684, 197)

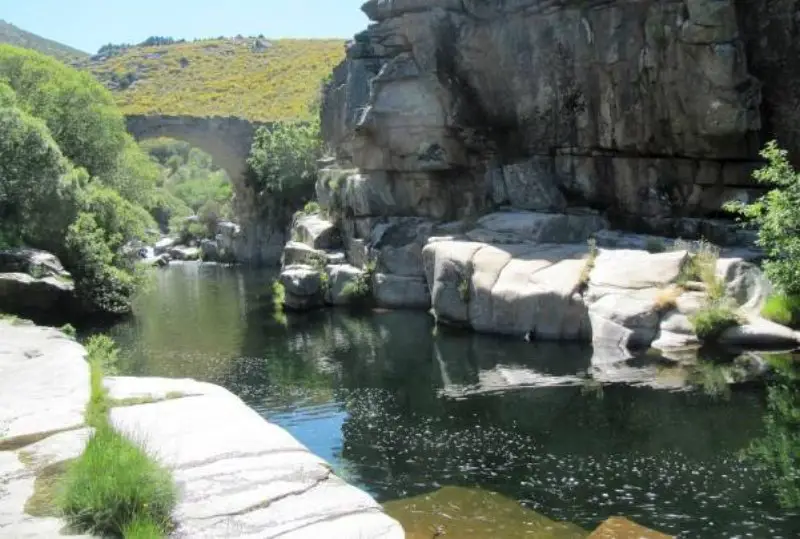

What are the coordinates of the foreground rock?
(0, 322, 90, 537)
(0, 322, 404, 539)
(109, 377, 403, 538)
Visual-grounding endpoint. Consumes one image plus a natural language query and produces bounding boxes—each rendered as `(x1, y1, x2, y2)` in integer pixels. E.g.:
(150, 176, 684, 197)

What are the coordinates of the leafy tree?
(246, 120, 322, 202)
(0, 45, 128, 180)
(0, 105, 68, 241)
(65, 213, 137, 315)
(726, 141, 800, 295)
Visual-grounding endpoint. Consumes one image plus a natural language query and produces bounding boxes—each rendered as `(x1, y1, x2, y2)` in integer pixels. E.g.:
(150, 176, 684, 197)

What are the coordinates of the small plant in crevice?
(60, 324, 77, 338)
(341, 260, 377, 304)
(577, 237, 599, 293)
(654, 286, 683, 313)
(457, 271, 472, 304)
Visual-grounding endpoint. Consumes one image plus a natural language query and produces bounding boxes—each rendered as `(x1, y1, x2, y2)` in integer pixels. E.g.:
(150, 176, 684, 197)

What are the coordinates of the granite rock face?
(321, 0, 799, 235)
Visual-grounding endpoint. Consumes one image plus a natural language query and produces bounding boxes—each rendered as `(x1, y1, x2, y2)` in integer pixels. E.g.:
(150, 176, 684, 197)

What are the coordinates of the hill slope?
(79, 37, 345, 122)
(0, 20, 88, 62)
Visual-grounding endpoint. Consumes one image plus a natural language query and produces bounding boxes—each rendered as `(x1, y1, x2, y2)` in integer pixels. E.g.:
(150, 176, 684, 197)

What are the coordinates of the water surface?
(93, 264, 800, 538)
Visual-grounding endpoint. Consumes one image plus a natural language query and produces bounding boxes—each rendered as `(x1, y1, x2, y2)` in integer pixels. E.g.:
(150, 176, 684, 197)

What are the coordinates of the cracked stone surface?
(109, 377, 404, 538)
(0, 322, 403, 539)
(0, 321, 92, 537)
(0, 322, 88, 442)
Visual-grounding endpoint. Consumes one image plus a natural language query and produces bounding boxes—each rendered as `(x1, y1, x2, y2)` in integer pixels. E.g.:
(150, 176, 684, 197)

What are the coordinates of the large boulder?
(0, 273, 77, 320)
(0, 249, 69, 279)
(279, 265, 325, 311)
(294, 214, 341, 250)
(423, 240, 591, 338)
(326, 264, 365, 306)
(154, 237, 179, 255)
(169, 246, 202, 261)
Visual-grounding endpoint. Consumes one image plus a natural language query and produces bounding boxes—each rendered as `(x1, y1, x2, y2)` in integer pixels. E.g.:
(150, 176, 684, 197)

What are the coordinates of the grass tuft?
(123, 514, 167, 539)
(654, 286, 683, 312)
(59, 424, 176, 537)
(57, 335, 177, 538)
(690, 304, 743, 342)
(761, 293, 800, 328)
(577, 238, 599, 292)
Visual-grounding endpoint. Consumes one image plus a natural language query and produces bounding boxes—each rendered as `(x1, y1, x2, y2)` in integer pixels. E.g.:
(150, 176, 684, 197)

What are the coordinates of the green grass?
(77, 38, 344, 122)
(0, 20, 88, 63)
(761, 293, 800, 327)
(55, 335, 177, 538)
(59, 425, 176, 537)
(272, 280, 286, 313)
(690, 304, 743, 342)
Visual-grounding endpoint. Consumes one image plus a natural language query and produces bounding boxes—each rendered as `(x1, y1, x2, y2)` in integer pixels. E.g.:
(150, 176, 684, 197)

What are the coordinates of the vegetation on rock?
(79, 38, 343, 122)
(60, 335, 177, 538)
(246, 119, 323, 202)
(0, 45, 163, 315)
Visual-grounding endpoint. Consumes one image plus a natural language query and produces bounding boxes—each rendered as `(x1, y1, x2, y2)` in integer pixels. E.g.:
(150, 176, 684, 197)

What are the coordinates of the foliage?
(59, 423, 176, 538)
(0, 45, 129, 180)
(690, 304, 742, 342)
(341, 260, 376, 304)
(80, 38, 344, 122)
(60, 323, 77, 338)
(761, 294, 800, 328)
(247, 120, 323, 202)
(61, 336, 176, 538)
(0, 105, 68, 233)
(0, 20, 88, 63)
(65, 214, 137, 315)
(725, 141, 800, 296)
(300, 201, 321, 216)
(0, 46, 169, 315)
(747, 357, 800, 508)
(675, 238, 724, 300)
(141, 138, 232, 231)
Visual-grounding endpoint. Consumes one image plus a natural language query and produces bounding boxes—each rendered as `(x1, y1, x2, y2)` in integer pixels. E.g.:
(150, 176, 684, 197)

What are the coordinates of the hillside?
(0, 20, 88, 63)
(79, 37, 345, 122)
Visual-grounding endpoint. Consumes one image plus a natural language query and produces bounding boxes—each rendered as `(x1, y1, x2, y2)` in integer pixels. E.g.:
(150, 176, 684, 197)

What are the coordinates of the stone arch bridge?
(125, 114, 270, 183)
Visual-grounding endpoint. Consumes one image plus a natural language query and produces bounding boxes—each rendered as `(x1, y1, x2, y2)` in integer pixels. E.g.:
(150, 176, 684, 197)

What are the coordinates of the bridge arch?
(125, 114, 268, 184)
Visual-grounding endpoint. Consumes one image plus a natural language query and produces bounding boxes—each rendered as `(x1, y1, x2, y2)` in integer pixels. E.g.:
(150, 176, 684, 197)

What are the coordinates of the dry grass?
(78, 38, 344, 122)
(654, 286, 683, 312)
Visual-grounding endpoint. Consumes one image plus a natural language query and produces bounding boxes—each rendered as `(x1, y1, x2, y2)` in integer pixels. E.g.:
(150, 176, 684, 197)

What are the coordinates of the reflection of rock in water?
(384, 486, 588, 539)
(433, 332, 698, 398)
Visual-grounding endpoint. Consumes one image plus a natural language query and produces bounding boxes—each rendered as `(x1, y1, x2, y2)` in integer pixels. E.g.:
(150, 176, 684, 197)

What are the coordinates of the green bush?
(246, 120, 322, 202)
(65, 214, 137, 315)
(690, 304, 742, 342)
(0, 46, 166, 316)
(762, 294, 800, 327)
(726, 141, 800, 296)
(0, 45, 128, 179)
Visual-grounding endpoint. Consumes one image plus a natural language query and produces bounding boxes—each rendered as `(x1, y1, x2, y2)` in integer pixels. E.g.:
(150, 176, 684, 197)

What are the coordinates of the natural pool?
(90, 264, 800, 538)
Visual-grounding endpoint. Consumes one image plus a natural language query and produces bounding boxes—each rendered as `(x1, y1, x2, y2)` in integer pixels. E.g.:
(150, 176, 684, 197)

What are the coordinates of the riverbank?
(0, 320, 403, 538)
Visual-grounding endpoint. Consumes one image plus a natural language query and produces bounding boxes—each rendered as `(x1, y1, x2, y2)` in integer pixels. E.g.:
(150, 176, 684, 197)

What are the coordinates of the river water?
(91, 264, 800, 538)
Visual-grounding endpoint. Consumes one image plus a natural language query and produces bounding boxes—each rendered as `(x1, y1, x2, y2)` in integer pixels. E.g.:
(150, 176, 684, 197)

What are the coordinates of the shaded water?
(93, 264, 800, 538)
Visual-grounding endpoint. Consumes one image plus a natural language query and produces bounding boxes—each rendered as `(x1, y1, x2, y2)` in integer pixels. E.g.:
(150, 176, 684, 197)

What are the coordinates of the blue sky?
(2, 0, 369, 53)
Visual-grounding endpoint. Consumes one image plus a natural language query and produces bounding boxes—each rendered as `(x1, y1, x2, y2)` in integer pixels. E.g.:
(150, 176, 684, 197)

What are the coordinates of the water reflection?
(95, 265, 800, 538)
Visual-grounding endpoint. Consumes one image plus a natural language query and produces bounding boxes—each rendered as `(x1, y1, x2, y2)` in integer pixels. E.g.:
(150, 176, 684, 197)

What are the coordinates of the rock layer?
(321, 0, 799, 236)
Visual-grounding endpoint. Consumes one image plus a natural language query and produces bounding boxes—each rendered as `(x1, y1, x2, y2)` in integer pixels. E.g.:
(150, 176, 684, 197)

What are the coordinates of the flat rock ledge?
(0, 321, 403, 539)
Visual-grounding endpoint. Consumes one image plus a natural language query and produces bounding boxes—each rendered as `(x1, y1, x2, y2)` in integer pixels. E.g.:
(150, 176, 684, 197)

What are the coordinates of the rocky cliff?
(321, 0, 798, 236)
